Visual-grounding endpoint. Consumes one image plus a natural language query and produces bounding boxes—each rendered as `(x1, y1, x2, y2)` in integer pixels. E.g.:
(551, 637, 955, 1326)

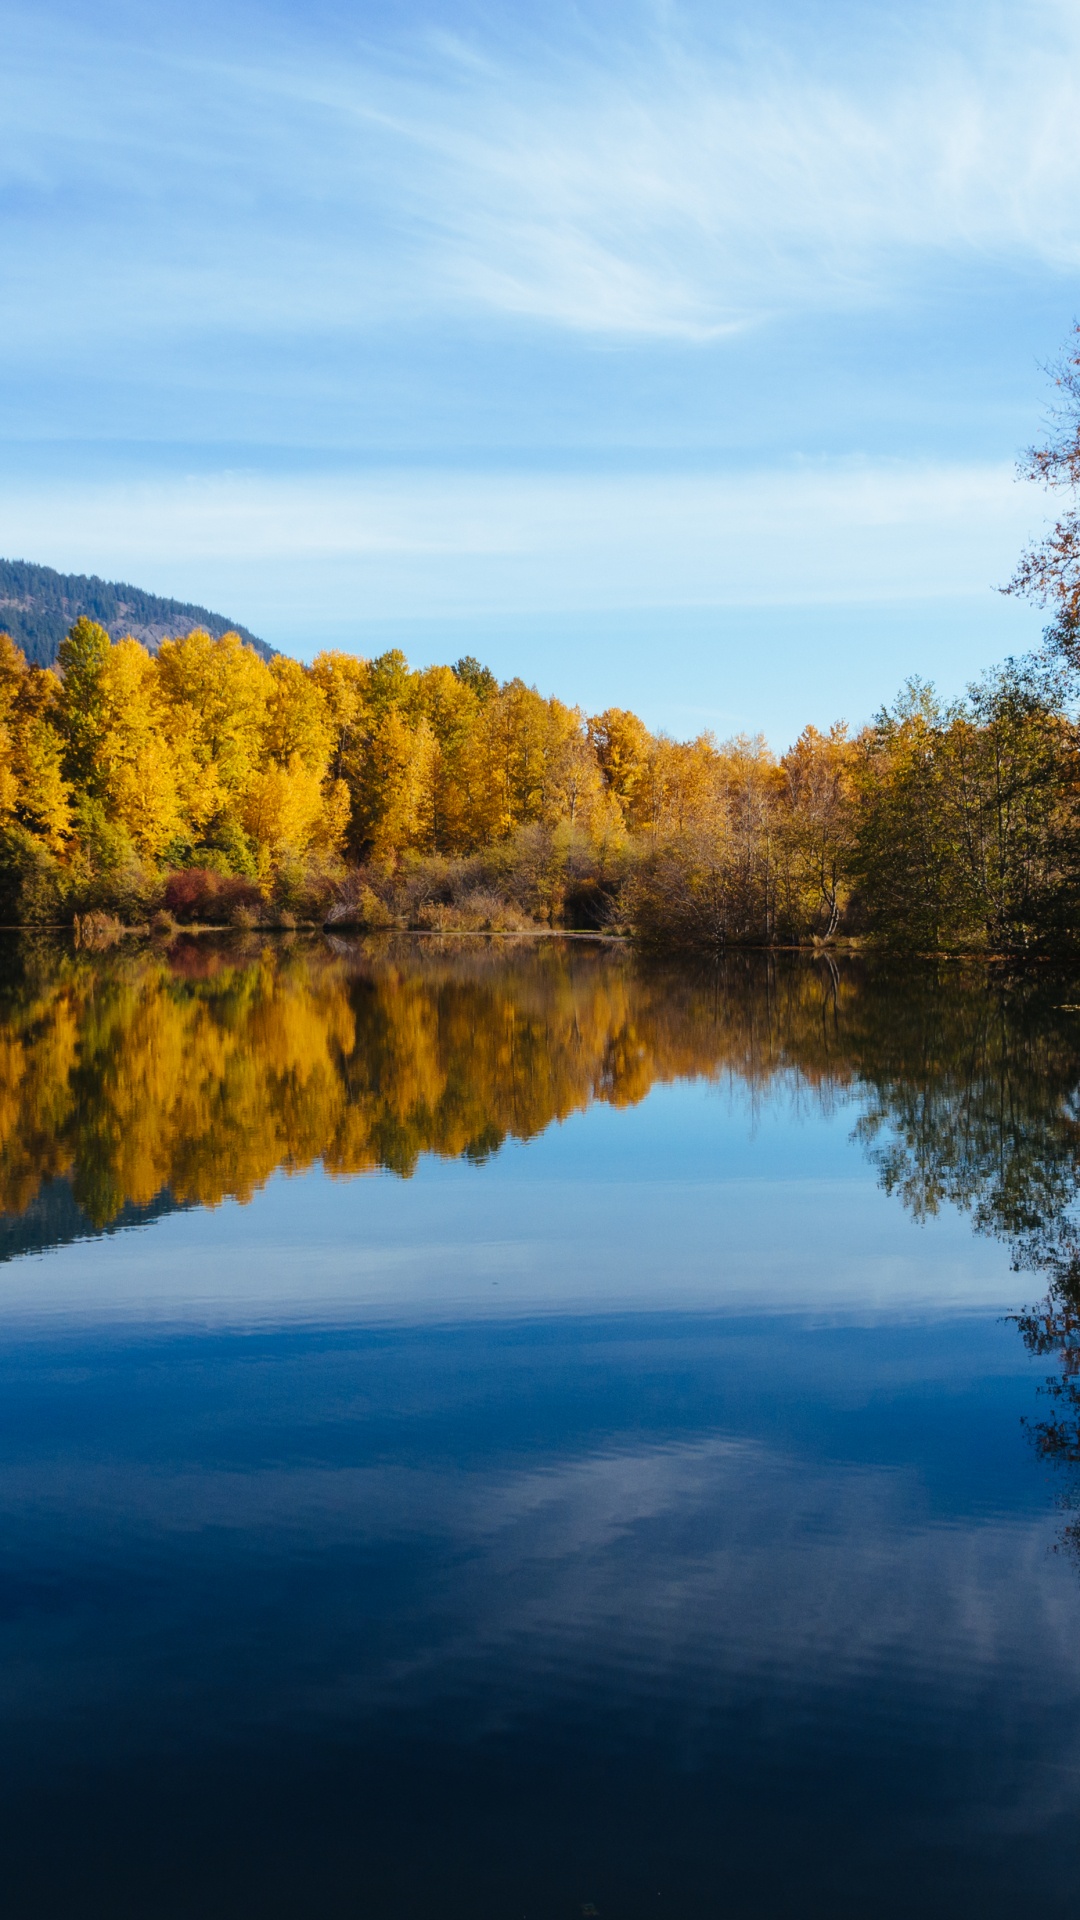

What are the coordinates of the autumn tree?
(156, 628, 273, 868)
(309, 651, 371, 782)
(0, 634, 71, 848)
(779, 724, 858, 937)
(93, 637, 185, 860)
(352, 708, 437, 867)
(588, 707, 652, 824)
(714, 735, 782, 940)
(412, 663, 482, 852)
(243, 654, 349, 872)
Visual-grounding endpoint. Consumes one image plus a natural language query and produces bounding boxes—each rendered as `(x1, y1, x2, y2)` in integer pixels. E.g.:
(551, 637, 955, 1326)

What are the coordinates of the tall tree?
(56, 617, 113, 791)
(1006, 323, 1080, 659)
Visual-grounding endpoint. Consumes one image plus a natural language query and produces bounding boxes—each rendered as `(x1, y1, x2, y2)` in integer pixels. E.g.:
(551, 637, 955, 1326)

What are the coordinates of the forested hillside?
(0, 560, 271, 667)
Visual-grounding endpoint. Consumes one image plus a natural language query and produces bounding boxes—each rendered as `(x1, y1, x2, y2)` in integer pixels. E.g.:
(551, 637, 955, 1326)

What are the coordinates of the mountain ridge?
(0, 558, 274, 666)
(0, 1175, 190, 1267)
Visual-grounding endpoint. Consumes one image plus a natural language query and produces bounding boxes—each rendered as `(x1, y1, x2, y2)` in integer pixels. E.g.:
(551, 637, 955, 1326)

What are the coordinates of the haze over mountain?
(0, 559, 273, 668)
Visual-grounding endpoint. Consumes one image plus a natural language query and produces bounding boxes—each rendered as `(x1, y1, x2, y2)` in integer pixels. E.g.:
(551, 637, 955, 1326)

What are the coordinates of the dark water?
(2, 934, 1080, 1916)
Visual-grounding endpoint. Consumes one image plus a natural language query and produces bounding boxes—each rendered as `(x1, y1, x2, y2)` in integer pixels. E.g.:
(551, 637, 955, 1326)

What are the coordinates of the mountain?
(0, 559, 274, 667)
(0, 1175, 190, 1266)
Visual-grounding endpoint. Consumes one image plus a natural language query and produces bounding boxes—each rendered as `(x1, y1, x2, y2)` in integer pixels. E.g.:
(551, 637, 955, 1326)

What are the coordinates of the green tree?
(451, 655, 498, 702)
(56, 617, 113, 790)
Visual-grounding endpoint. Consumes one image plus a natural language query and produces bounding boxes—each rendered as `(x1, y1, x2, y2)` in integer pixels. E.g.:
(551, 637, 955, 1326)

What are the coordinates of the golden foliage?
(0, 634, 71, 848)
(1, 618, 1075, 952)
(0, 938, 867, 1224)
(4, 937, 1079, 1263)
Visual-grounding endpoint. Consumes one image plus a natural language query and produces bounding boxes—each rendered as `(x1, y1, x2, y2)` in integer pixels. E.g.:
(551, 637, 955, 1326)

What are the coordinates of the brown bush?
(163, 869, 265, 924)
(440, 889, 535, 932)
(325, 871, 401, 929)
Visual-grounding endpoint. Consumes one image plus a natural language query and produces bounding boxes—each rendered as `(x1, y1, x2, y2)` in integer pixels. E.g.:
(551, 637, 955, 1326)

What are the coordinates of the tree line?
(0, 613, 1078, 949)
(1, 329, 1078, 950)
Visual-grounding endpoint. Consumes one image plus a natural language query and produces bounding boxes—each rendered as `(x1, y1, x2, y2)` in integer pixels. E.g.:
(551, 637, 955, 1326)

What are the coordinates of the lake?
(1, 933, 1079, 1916)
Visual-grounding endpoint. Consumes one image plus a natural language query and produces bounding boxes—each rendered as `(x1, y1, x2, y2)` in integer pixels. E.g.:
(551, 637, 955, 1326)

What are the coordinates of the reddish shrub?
(163, 869, 265, 923)
(216, 875, 265, 919)
(163, 870, 214, 920)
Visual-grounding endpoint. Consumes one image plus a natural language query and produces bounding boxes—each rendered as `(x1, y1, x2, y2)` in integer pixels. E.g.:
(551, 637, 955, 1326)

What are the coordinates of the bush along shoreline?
(3, 610, 1080, 953)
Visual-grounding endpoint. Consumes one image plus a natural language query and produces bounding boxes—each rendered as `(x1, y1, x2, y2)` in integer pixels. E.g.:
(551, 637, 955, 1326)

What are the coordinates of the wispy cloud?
(3, 0, 1080, 347)
(0, 458, 1037, 615)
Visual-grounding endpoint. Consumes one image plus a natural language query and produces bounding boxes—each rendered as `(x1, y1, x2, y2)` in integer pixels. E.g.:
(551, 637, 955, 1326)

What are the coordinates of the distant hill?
(0, 559, 274, 667)
(0, 1175, 190, 1266)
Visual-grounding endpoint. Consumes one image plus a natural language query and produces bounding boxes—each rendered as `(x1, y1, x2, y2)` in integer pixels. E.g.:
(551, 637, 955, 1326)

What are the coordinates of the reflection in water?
(2, 933, 1079, 1227)
(5, 934, 1080, 1500)
(4, 932, 1080, 1223)
(3, 935, 1080, 1913)
(0, 931, 703, 1223)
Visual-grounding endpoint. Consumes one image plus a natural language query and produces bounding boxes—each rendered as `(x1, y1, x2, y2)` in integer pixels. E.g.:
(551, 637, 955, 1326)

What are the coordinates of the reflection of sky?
(0, 1080, 1017, 1328)
(0, 1310, 1077, 1912)
(2, 1072, 1078, 1913)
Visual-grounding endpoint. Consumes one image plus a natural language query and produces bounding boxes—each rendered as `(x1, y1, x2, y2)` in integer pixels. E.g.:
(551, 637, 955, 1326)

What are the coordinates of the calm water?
(2, 934, 1080, 1916)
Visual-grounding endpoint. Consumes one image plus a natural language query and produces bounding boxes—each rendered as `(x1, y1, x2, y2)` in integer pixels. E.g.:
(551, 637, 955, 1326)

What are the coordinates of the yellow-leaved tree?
(156, 629, 274, 866)
(0, 634, 71, 847)
(242, 654, 350, 872)
(93, 637, 185, 859)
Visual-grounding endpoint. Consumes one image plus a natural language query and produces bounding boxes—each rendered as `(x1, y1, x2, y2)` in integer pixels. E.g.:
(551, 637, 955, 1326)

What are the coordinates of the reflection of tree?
(850, 973, 1080, 1241)
(0, 937, 866, 1228)
(1013, 1258, 1080, 1554)
(5, 934, 1080, 1544)
(836, 965, 1080, 1550)
(3, 940, 1080, 1232)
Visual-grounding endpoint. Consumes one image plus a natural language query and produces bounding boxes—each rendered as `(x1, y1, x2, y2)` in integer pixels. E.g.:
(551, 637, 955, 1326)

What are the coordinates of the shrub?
(83, 860, 162, 925)
(351, 884, 400, 929)
(563, 877, 617, 929)
(415, 890, 535, 932)
(163, 869, 265, 924)
(325, 871, 401, 929)
(626, 833, 735, 949)
(469, 824, 562, 922)
(413, 901, 461, 931)
(0, 825, 67, 925)
(273, 855, 343, 924)
(163, 870, 215, 920)
(327, 841, 623, 936)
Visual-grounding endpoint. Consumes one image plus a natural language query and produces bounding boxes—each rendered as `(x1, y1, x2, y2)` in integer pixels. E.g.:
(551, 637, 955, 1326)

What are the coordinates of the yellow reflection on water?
(0, 933, 1076, 1243)
(0, 935, 869, 1227)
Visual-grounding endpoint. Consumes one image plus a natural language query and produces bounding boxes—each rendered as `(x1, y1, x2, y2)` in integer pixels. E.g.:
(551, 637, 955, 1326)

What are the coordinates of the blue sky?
(3, 0, 1079, 742)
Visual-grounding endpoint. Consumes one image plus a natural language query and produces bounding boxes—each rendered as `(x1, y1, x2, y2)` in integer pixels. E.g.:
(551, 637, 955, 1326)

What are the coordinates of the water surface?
(1, 935, 1079, 1916)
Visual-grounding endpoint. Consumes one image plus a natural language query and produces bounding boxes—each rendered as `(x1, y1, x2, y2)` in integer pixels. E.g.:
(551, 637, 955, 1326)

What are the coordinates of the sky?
(3, 0, 1080, 744)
